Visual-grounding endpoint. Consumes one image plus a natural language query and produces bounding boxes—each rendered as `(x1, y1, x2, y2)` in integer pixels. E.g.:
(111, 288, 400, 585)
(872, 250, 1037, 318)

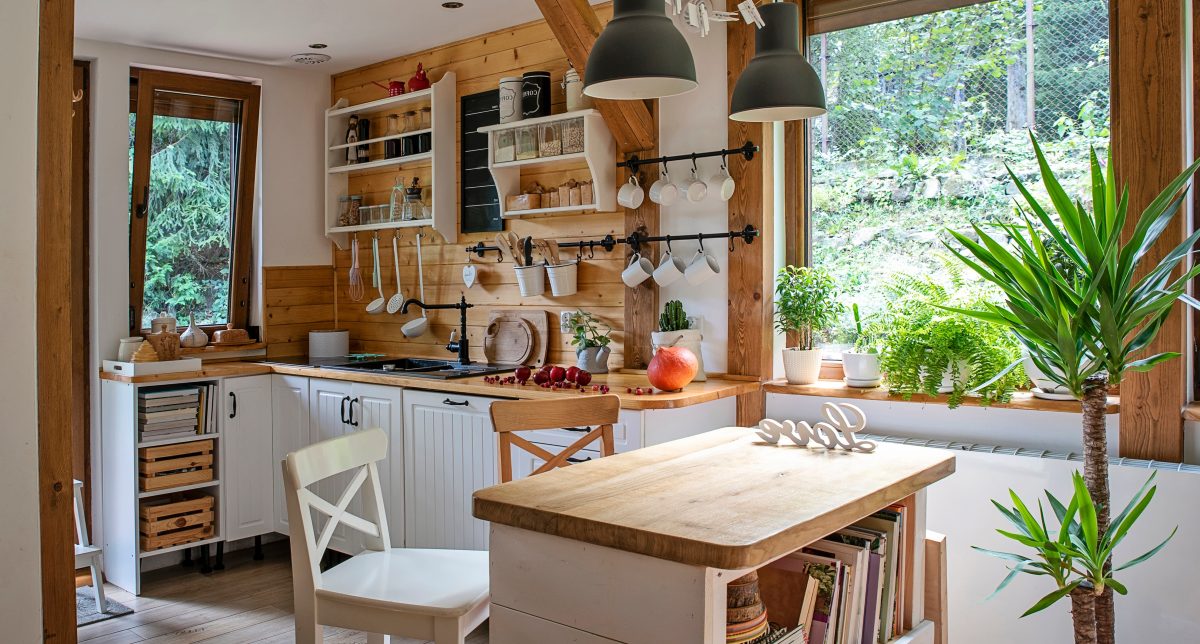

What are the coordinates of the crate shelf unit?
(324, 72, 457, 248)
(101, 377, 224, 594)
(477, 109, 616, 218)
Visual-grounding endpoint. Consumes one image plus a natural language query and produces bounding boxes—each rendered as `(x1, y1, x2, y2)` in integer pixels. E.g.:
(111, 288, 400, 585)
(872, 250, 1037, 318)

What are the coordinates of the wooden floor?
(79, 545, 489, 644)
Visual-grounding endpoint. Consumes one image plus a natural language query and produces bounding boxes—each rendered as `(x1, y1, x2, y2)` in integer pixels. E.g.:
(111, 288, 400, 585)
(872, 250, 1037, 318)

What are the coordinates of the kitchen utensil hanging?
(402, 232, 430, 338)
(386, 232, 405, 315)
(348, 234, 365, 302)
(465, 224, 760, 261)
(366, 234, 387, 315)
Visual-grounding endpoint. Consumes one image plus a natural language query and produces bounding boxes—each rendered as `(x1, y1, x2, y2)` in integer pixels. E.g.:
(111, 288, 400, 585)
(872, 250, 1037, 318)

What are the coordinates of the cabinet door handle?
(340, 396, 350, 424)
(349, 397, 360, 426)
(442, 398, 470, 406)
(566, 456, 592, 464)
(562, 426, 590, 433)
(229, 392, 237, 419)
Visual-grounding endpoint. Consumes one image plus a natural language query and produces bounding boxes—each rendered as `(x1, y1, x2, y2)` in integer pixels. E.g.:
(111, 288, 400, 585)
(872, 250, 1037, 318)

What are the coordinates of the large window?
(807, 0, 1110, 350)
(128, 69, 260, 334)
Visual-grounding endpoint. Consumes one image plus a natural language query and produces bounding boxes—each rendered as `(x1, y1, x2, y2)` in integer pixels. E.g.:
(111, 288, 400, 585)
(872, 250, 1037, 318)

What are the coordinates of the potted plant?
(945, 134, 1199, 642)
(876, 273, 1025, 408)
(651, 300, 705, 381)
(568, 309, 612, 374)
(774, 266, 842, 385)
(842, 303, 881, 387)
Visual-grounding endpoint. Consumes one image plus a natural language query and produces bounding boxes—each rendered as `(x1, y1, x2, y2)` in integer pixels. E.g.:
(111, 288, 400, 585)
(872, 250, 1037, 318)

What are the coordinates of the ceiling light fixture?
(729, 2, 826, 122)
(441, 2, 464, 8)
(291, 53, 331, 65)
(583, 0, 697, 100)
(308, 43, 328, 49)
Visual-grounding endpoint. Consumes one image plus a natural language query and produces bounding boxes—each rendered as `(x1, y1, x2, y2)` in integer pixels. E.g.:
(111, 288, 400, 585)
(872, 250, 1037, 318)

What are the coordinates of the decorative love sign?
(756, 402, 877, 453)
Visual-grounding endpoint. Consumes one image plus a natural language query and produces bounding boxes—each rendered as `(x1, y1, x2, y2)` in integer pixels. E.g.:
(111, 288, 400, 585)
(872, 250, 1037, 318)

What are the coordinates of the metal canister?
(499, 76, 523, 124)
(521, 70, 551, 118)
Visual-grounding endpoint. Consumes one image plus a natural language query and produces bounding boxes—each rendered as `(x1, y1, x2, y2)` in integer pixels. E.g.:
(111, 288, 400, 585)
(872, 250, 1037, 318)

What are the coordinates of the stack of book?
(757, 504, 911, 644)
(138, 384, 218, 443)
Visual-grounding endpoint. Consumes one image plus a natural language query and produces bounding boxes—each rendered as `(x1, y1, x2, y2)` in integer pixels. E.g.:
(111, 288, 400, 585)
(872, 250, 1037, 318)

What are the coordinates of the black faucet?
(400, 294, 474, 365)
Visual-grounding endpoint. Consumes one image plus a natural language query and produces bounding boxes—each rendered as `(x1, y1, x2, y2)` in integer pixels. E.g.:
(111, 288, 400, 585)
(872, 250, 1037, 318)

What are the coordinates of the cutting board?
(484, 318, 534, 365)
(488, 309, 550, 366)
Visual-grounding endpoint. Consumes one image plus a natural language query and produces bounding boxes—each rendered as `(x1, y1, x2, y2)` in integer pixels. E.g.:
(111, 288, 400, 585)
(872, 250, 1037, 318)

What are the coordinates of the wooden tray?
(139, 492, 215, 551)
(488, 309, 550, 366)
(484, 318, 534, 365)
(138, 439, 214, 492)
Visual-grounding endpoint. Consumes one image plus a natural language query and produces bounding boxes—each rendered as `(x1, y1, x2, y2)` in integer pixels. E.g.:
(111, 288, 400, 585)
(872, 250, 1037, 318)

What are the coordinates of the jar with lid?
(515, 125, 538, 160)
(418, 106, 432, 130)
(562, 67, 592, 112)
(401, 178, 427, 221)
(403, 110, 418, 132)
(494, 129, 516, 163)
(384, 114, 402, 159)
(346, 195, 363, 226)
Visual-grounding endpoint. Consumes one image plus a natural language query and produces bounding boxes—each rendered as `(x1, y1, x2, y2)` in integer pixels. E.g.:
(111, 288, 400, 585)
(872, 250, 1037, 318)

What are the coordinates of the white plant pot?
(1023, 351, 1089, 399)
(782, 348, 823, 385)
(933, 360, 971, 394)
(842, 351, 881, 387)
(651, 329, 706, 381)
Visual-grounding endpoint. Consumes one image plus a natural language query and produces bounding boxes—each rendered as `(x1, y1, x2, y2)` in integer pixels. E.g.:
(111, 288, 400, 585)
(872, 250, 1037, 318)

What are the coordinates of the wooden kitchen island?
(474, 427, 956, 644)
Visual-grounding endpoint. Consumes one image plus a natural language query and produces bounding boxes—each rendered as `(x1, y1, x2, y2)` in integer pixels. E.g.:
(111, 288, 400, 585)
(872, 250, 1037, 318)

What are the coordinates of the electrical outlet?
(560, 310, 574, 332)
(686, 315, 701, 330)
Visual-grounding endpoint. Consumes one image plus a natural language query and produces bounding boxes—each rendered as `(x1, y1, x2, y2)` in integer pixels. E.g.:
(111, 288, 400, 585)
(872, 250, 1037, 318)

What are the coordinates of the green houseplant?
(945, 134, 1200, 643)
(568, 309, 612, 374)
(842, 303, 882, 387)
(876, 273, 1025, 407)
(774, 265, 843, 384)
(652, 300, 706, 381)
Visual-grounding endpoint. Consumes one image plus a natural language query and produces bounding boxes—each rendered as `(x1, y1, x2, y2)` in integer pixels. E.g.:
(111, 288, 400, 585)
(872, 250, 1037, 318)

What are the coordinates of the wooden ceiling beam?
(534, 0, 657, 153)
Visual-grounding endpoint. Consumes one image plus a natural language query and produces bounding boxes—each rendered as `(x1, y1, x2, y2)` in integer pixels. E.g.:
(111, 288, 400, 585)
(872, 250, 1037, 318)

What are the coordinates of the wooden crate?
(138, 439, 214, 492)
(139, 492, 215, 551)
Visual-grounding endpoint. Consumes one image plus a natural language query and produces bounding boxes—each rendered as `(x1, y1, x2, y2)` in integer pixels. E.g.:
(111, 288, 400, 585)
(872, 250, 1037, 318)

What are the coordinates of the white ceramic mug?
(622, 253, 654, 287)
(680, 168, 707, 202)
(617, 175, 645, 209)
(648, 166, 679, 206)
(685, 249, 721, 285)
(653, 250, 687, 286)
(708, 163, 735, 201)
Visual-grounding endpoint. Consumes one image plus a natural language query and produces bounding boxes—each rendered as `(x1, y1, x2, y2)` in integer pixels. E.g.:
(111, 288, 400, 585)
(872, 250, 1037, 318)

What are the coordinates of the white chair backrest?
(283, 428, 391, 587)
(73, 479, 89, 548)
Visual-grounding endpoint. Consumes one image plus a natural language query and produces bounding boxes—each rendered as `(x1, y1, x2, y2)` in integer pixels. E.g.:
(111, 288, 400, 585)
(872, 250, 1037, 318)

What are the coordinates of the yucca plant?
(944, 133, 1200, 643)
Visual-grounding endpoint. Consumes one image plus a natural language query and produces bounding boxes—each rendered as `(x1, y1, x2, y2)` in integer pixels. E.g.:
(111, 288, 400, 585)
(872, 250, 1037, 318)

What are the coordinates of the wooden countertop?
(473, 426, 955, 570)
(764, 379, 1120, 414)
(101, 362, 759, 411)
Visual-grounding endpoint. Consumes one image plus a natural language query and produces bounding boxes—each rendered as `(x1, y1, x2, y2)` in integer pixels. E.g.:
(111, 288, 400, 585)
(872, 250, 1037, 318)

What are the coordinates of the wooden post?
(623, 105, 660, 369)
(1112, 0, 1188, 461)
(38, 0, 79, 639)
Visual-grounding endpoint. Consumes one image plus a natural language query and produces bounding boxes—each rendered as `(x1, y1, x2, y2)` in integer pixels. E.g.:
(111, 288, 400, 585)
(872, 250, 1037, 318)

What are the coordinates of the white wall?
(658, 7, 730, 374)
(0, 1, 44, 639)
(74, 38, 330, 542)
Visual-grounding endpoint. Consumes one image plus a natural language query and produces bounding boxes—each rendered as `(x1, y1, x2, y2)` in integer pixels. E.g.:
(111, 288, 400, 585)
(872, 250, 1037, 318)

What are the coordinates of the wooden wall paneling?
(533, 0, 657, 152)
(38, 0, 78, 639)
(1112, 0, 1187, 461)
(328, 12, 634, 368)
(262, 266, 336, 358)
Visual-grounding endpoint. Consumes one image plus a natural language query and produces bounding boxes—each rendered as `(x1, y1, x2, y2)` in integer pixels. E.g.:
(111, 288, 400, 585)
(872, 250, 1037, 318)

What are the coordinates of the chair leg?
(90, 562, 106, 613)
(214, 542, 225, 570)
(433, 616, 466, 644)
(293, 614, 320, 644)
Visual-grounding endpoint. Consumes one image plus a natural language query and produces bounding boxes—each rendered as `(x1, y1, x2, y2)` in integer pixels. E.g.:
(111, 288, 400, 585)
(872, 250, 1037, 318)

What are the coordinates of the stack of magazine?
(137, 384, 218, 443)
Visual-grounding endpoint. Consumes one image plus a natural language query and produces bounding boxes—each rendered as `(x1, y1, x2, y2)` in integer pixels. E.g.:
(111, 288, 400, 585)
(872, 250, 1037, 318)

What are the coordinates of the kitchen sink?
(321, 358, 515, 380)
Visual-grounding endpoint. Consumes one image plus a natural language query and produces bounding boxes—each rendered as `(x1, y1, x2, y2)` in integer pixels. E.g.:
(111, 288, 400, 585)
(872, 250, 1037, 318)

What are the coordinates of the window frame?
(128, 68, 260, 336)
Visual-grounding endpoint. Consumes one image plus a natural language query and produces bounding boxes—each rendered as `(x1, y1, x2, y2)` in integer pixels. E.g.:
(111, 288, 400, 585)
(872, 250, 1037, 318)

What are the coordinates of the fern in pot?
(842, 303, 881, 387)
(775, 266, 842, 385)
(652, 300, 706, 381)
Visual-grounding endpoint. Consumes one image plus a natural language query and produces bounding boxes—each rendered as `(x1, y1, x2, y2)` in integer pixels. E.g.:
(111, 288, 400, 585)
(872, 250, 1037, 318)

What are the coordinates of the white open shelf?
(137, 433, 221, 449)
(325, 73, 456, 248)
(138, 535, 223, 559)
(476, 109, 615, 219)
(137, 479, 220, 499)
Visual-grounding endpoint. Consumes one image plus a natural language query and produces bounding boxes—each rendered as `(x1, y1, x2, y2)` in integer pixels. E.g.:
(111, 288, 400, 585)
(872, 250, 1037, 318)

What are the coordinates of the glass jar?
(494, 129, 516, 163)
(389, 179, 405, 221)
(561, 118, 585, 154)
(515, 125, 538, 160)
(538, 122, 562, 157)
(385, 114, 402, 159)
(403, 110, 418, 132)
(347, 195, 363, 226)
(418, 106, 432, 130)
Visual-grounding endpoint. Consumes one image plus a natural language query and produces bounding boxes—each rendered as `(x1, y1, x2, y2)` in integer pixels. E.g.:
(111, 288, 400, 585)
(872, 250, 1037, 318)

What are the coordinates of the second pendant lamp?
(730, 1, 827, 122)
(584, 0, 698, 100)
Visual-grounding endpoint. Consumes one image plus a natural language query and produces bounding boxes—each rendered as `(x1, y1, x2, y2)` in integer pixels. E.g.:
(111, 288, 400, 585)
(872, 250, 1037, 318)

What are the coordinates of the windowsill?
(764, 379, 1120, 415)
(1181, 403, 1200, 422)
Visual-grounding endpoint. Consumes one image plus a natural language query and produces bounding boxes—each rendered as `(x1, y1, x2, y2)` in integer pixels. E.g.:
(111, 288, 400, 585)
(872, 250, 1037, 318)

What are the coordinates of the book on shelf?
(140, 387, 200, 400)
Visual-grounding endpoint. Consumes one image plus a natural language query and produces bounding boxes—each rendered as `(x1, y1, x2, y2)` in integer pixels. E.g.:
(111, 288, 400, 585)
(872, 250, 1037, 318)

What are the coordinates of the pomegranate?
(565, 366, 580, 383)
(646, 346, 699, 392)
(550, 366, 567, 383)
(533, 370, 550, 386)
(515, 366, 531, 384)
(576, 370, 592, 387)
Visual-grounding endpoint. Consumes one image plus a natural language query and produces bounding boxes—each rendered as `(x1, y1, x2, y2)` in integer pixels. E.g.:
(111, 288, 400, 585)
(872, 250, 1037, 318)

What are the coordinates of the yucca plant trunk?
(1081, 376, 1114, 644)
(1070, 585, 1099, 644)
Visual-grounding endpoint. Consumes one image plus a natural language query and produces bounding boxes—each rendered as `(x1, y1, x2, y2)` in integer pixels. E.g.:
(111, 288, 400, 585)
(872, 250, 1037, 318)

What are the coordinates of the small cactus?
(658, 300, 689, 332)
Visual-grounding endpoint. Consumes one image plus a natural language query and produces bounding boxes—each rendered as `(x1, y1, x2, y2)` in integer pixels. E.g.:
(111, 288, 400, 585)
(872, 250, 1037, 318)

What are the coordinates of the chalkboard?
(460, 90, 502, 233)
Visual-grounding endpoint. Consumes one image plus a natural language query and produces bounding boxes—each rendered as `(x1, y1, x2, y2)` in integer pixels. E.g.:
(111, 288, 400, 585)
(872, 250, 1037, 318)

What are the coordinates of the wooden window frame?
(128, 68, 260, 336)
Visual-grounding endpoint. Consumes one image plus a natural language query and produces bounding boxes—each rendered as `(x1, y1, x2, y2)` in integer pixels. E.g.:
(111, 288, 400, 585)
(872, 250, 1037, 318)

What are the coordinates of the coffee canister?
(498, 77, 523, 124)
(522, 71, 552, 118)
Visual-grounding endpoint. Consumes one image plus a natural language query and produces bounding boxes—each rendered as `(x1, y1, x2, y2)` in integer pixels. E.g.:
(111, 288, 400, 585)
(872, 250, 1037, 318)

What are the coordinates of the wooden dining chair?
(489, 394, 620, 483)
(283, 428, 489, 644)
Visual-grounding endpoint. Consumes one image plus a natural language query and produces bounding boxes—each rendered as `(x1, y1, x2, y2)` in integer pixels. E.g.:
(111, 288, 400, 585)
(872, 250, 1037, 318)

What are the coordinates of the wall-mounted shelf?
(476, 109, 616, 218)
(325, 73, 457, 248)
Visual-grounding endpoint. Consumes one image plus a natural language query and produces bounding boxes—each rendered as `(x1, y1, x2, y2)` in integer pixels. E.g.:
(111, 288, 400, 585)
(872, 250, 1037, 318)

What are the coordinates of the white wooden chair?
(283, 428, 489, 644)
(74, 479, 106, 613)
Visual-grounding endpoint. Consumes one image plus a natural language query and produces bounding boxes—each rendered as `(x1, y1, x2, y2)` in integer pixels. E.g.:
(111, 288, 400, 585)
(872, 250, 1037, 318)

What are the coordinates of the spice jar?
(539, 121, 562, 157)
(562, 67, 592, 112)
(561, 117, 585, 154)
(403, 110, 418, 132)
(385, 114, 402, 159)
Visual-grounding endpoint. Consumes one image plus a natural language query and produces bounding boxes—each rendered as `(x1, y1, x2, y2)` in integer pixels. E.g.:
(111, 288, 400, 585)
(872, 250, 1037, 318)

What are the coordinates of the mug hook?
(697, 233, 705, 252)
(666, 236, 673, 254)
(691, 155, 699, 174)
(728, 234, 736, 253)
(660, 161, 669, 177)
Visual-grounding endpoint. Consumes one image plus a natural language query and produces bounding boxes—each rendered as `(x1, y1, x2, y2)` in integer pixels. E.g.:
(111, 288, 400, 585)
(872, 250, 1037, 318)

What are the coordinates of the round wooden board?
(484, 318, 534, 365)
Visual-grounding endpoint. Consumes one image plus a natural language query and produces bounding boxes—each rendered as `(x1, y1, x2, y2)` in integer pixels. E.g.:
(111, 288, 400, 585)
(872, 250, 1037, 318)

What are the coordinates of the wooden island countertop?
(473, 426, 956, 570)
(100, 361, 760, 411)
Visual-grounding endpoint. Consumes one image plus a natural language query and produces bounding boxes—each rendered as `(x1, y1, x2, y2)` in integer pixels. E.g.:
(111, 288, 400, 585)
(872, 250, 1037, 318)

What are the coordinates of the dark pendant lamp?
(583, 0, 698, 100)
(730, 1, 826, 122)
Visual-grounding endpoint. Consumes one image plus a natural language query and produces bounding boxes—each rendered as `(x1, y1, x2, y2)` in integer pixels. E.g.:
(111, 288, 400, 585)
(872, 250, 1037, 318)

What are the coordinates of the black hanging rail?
(616, 141, 758, 171)
(464, 225, 759, 262)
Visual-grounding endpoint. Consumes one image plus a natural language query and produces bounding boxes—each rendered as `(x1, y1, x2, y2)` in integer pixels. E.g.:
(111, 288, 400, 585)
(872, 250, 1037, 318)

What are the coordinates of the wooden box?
(506, 193, 541, 212)
(138, 439, 214, 492)
(139, 492, 215, 551)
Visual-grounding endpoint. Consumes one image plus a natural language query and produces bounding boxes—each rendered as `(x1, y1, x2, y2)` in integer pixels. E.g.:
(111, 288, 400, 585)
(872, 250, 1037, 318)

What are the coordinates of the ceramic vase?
(782, 348, 822, 385)
(576, 346, 610, 374)
(180, 315, 208, 348)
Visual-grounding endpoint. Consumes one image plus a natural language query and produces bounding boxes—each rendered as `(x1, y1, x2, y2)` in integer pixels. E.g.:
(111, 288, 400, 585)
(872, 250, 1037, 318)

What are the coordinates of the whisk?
(348, 234, 365, 301)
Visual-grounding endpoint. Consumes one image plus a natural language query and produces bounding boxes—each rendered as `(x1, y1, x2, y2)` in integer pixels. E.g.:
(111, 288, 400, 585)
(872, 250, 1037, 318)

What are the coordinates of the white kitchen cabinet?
(307, 378, 361, 554)
(222, 374, 275, 541)
(353, 382, 404, 542)
(402, 389, 501, 550)
(271, 374, 310, 536)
